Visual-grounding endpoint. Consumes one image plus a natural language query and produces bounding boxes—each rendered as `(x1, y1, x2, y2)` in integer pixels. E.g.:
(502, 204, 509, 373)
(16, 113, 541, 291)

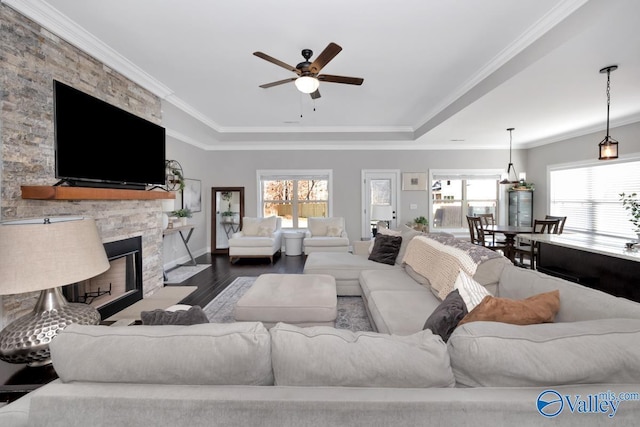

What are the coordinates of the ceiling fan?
(253, 42, 364, 99)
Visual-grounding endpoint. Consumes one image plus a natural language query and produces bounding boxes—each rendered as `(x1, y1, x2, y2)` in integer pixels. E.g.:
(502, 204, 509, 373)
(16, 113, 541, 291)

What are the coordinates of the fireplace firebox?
(63, 236, 143, 319)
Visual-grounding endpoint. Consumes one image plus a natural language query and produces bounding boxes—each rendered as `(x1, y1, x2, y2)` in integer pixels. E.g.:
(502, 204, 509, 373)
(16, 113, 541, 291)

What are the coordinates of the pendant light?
(598, 65, 619, 160)
(499, 128, 519, 184)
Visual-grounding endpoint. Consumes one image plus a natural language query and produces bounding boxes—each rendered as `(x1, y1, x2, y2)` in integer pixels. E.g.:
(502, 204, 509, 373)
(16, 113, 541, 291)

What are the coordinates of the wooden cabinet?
(508, 190, 533, 227)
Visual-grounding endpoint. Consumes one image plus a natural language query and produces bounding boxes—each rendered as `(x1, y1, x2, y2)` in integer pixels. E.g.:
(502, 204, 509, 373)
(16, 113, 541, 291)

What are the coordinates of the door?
(211, 187, 244, 253)
(361, 170, 400, 239)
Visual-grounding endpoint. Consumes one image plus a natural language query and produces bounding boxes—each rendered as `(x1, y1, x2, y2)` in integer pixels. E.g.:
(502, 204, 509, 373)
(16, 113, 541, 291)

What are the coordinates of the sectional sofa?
(2, 228, 640, 426)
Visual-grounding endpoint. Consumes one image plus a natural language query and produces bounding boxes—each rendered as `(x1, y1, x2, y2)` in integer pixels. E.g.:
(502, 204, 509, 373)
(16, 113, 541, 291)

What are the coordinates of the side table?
(283, 231, 305, 256)
(162, 224, 196, 281)
(0, 360, 57, 404)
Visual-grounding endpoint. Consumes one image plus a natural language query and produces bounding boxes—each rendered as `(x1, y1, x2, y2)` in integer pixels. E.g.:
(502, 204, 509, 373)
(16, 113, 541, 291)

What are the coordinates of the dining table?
(486, 224, 533, 262)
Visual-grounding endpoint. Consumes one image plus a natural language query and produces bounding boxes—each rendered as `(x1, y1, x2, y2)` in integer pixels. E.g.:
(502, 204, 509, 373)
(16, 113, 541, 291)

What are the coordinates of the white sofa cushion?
(448, 318, 640, 387)
(270, 323, 455, 388)
(50, 323, 274, 386)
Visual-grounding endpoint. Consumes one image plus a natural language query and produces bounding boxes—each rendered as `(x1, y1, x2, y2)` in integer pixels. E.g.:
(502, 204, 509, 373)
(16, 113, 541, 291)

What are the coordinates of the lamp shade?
(161, 199, 175, 213)
(371, 205, 394, 221)
(295, 76, 320, 94)
(0, 217, 110, 295)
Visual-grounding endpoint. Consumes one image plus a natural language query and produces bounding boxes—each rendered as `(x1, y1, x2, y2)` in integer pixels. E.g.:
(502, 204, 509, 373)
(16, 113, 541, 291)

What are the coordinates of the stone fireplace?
(0, 5, 165, 329)
(63, 236, 144, 320)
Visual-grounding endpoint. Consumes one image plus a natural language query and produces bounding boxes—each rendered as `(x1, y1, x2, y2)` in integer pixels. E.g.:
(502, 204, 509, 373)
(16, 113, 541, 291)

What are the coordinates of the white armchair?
(303, 217, 349, 254)
(228, 216, 282, 263)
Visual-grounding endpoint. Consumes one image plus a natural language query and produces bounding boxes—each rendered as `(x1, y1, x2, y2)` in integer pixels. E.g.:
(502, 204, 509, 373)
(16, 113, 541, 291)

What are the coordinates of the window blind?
(549, 159, 640, 238)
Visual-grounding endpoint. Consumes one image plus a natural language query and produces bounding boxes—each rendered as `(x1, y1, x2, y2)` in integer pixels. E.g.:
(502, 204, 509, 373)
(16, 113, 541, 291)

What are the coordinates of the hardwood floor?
(168, 252, 306, 308)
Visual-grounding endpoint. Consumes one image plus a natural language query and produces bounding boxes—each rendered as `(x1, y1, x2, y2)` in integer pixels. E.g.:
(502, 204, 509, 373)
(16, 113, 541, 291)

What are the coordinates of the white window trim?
(256, 169, 333, 227)
(429, 168, 504, 236)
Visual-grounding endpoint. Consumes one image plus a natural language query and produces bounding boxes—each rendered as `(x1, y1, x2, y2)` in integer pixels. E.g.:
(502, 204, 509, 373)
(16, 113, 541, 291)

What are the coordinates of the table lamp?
(371, 205, 394, 236)
(0, 216, 110, 366)
(161, 199, 176, 229)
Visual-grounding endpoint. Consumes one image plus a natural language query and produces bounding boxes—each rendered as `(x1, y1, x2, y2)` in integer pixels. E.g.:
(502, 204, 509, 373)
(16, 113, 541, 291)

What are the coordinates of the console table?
(162, 225, 196, 280)
(523, 233, 640, 303)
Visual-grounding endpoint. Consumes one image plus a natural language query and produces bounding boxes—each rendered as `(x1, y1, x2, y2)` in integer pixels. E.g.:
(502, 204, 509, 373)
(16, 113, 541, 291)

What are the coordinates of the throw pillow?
(241, 217, 261, 236)
(257, 225, 272, 237)
(326, 225, 343, 237)
(368, 227, 402, 253)
(368, 234, 402, 265)
(260, 216, 277, 233)
(423, 289, 468, 342)
(458, 290, 560, 327)
(308, 218, 329, 236)
(454, 271, 491, 311)
(141, 305, 210, 325)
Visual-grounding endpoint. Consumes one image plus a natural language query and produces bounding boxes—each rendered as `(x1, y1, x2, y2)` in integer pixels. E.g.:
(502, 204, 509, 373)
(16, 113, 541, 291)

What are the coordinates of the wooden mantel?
(21, 186, 175, 201)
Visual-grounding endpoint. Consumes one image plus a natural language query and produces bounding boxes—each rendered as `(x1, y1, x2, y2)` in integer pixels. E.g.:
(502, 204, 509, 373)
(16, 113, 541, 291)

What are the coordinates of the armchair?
(303, 217, 349, 254)
(228, 216, 282, 263)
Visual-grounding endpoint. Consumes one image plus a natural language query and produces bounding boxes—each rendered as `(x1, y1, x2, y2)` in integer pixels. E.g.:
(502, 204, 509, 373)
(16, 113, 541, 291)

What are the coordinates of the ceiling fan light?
(295, 76, 319, 94)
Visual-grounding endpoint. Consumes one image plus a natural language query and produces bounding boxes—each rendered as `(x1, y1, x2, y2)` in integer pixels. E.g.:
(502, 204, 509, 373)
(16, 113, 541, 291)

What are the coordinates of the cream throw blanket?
(402, 236, 477, 299)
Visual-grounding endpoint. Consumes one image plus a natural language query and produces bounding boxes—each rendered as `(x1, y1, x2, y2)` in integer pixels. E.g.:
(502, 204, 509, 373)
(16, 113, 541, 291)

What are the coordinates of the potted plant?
(171, 208, 192, 226)
(412, 216, 429, 232)
(221, 210, 235, 223)
(620, 192, 640, 241)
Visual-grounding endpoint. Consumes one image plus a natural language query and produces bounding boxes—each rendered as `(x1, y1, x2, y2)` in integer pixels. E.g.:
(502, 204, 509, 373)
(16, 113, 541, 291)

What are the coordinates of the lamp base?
(0, 287, 100, 366)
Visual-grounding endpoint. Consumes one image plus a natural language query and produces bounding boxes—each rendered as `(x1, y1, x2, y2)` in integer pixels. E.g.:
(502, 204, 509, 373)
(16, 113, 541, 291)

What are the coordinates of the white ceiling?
(7, 0, 640, 149)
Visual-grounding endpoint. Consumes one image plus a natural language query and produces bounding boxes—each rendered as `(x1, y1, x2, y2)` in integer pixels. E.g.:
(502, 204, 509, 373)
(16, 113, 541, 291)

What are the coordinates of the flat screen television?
(54, 80, 166, 190)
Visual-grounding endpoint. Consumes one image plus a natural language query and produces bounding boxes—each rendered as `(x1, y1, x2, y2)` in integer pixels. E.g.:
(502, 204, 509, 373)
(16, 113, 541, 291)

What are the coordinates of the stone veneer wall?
(0, 5, 165, 327)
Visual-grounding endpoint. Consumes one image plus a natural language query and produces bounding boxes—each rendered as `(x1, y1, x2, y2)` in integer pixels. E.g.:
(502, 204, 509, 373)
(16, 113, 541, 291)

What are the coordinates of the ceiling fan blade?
(309, 42, 342, 74)
(253, 51, 300, 75)
(310, 89, 321, 99)
(259, 77, 296, 89)
(317, 74, 364, 85)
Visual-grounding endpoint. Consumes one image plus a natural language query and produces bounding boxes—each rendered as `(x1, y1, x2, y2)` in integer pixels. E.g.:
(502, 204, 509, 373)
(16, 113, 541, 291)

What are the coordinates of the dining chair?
(545, 215, 567, 234)
(476, 213, 505, 244)
(466, 215, 507, 253)
(515, 218, 560, 269)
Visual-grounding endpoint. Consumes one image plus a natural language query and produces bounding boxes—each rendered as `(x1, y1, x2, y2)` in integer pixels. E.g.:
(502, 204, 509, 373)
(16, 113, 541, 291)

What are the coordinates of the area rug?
(203, 276, 373, 332)
(164, 264, 211, 284)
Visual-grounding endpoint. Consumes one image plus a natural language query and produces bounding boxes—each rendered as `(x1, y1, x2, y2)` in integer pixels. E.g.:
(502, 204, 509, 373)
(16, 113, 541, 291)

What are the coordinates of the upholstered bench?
(234, 274, 337, 328)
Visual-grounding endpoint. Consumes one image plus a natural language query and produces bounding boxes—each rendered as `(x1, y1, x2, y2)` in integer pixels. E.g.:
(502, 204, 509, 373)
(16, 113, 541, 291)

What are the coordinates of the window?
(549, 157, 640, 238)
(258, 170, 332, 229)
(430, 170, 501, 231)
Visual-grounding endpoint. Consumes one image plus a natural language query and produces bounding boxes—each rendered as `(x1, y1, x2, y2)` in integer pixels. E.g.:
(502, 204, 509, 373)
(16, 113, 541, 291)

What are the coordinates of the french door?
(361, 170, 400, 239)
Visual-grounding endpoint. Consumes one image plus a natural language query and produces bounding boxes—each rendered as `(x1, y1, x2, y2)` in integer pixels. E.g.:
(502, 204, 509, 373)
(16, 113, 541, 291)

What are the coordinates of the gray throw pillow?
(423, 289, 468, 342)
(368, 234, 402, 265)
(141, 305, 209, 325)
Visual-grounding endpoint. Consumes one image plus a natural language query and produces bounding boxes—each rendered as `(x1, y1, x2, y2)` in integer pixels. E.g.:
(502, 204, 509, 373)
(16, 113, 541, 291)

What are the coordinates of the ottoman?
(234, 274, 337, 328)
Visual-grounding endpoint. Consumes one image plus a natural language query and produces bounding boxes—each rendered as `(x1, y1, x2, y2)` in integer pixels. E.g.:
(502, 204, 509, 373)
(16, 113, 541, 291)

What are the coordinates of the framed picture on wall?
(402, 172, 427, 191)
(182, 178, 202, 212)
